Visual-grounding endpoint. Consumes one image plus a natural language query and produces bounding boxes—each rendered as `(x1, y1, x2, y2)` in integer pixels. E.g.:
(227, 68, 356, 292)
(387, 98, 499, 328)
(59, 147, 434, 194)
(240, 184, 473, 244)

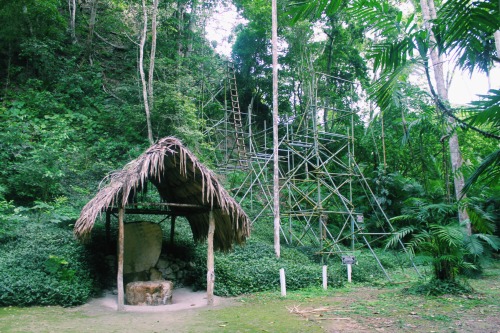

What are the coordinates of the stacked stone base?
(125, 280, 174, 306)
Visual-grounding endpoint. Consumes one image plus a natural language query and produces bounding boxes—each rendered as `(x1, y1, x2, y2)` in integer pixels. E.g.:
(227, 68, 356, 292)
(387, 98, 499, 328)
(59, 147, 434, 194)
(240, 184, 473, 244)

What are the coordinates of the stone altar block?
(125, 280, 174, 305)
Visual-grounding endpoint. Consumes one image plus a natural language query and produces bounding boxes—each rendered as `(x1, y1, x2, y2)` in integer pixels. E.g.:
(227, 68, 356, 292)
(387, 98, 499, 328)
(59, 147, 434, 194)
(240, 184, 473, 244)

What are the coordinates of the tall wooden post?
(117, 206, 125, 311)
(271, 0, 280, 258)
(207, 210, 215, 306)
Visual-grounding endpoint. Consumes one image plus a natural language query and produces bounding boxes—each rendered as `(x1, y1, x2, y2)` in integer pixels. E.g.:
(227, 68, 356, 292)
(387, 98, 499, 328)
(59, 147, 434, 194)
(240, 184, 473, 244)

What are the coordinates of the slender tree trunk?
(177, 1, 185, 57)
(140, 0, 154, 145)
(420, 0, 470, 234)
(87, 0, 98, 49)
(185, 0, 198, 58)
(323, 31, 334, 128)
(148, 0, 159, 110)
(68, 0, 77, 43)
(272, 0, 280, 258)
(381, 112, 387, 171)
(494, 31, 500, 62)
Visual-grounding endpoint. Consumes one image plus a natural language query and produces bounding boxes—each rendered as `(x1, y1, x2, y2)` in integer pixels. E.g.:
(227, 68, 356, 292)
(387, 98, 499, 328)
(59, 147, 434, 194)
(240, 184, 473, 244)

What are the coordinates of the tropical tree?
(290, 0, 500, 234)
(386, 199, 500, 281)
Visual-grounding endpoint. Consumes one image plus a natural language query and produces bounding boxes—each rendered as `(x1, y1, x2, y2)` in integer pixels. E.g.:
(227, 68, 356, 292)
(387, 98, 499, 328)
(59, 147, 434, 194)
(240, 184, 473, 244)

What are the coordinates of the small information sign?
(341, 255, 356, 265)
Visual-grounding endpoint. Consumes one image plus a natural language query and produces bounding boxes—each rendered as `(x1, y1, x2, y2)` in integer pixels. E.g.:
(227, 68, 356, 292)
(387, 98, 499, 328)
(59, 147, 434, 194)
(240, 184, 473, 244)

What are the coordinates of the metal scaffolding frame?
(200, 64, 420, 281)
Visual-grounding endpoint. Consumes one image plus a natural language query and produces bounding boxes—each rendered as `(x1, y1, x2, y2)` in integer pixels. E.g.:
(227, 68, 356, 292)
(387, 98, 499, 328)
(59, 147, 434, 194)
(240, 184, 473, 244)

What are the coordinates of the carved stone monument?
(123, 222, 163, 284)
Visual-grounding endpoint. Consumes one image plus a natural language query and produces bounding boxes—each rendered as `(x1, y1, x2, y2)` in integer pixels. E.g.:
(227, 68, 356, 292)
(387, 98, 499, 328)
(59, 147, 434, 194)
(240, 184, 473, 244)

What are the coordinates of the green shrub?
(0, 221, 95, 307)
(189, 241, 344, 296)
(403, 278, 473, 296)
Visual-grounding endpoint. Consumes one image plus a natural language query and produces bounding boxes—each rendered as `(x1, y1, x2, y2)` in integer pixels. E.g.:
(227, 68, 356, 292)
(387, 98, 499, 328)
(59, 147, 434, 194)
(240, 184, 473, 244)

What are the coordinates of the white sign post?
(280, 268, 286, 297)
(341, 255, 356, 283)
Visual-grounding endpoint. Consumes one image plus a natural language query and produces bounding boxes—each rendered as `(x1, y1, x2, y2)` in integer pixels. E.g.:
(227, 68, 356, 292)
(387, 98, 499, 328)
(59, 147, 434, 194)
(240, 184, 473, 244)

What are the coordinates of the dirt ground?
(292, 286, 500, 333)
(1, 268, 499, 333)
(0, 288, 236, 333)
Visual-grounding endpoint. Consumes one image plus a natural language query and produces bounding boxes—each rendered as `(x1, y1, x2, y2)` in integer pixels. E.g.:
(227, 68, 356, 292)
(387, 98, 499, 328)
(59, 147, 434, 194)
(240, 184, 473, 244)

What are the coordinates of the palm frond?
(288, 0, 343, 23)
(465, 203, 496, 234)
(389, 214, 415, 223)
(369, 36, 418, 73)
(384, 225, 415, 249)
(435, 0, 499, 74)
(368, 60, 416, 111)
(438, 254, 463, 263)
(413, 254, 433, 265)
(463, 234, 484, 256)
(463, 149, 500, 194)
(429, 224, 463, 248)
(352, 0, 406, 37)
(424, 203, 457, 217)
(474, 234, 500, 251)
(467, 89, 500, 131)
(407, 230, 431, 252)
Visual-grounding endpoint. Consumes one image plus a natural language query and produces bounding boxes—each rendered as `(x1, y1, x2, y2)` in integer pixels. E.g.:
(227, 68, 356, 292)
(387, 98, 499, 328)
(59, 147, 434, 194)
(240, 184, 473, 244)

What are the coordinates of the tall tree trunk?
(272, 0, 280, 258)
(184, 0, 198, 58)
(420, 0, 470, 234)
(140, 0, 154, 145)
(148, 0, 159, 110)
(177, 1, 185, 57)
(68, 0, 77, 43)
(381, 112, 387, 171)
(87, 0, 98, 51)
(494, 31, 500, 62)
(323, 30, 334, 129)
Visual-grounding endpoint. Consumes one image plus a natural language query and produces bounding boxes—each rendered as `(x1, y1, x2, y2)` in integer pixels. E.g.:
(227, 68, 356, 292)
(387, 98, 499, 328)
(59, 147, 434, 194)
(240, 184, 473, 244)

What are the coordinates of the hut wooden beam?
(207, 210, 215, 306)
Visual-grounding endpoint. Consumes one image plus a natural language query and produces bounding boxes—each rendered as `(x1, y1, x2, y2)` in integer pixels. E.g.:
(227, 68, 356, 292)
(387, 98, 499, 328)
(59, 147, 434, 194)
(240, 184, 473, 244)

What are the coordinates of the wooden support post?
(170, 215, 176, 245)
(117, 206, 125, 311)
(207, 210, 215, 306)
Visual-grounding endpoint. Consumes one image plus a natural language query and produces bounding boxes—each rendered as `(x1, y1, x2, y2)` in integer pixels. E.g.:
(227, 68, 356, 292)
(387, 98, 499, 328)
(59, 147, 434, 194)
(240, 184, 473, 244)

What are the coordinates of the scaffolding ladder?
(227, 62, 248, 168)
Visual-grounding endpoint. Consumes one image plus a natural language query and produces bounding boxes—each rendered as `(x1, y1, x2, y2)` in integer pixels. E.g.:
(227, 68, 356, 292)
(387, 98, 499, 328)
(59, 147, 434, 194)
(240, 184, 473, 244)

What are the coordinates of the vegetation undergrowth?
(0, 220, 95, 307)
(403, 278, 473, 296)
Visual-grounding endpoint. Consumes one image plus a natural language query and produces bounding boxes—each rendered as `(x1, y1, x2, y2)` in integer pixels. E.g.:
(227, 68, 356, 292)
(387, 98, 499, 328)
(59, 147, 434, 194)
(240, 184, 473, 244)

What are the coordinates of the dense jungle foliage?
(0, 0, 499, 306)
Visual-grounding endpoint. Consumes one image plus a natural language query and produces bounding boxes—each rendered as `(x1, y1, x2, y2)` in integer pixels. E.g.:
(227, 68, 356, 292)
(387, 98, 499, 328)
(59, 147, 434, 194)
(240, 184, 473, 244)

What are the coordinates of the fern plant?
(386, 199, 499, 281)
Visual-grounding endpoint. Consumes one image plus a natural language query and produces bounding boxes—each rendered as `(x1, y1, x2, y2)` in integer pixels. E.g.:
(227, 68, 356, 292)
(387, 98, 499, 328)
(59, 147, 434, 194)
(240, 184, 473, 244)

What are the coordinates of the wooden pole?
(170, 215, 176, 245)
(271, 0, 280, 259)
(117, 206, 125, 311)
(207, 210, 215, 306)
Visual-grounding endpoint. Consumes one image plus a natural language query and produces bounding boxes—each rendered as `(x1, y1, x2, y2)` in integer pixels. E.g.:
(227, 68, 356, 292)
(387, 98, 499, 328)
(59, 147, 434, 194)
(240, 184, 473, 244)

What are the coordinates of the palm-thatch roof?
(74, 137, 250, 251)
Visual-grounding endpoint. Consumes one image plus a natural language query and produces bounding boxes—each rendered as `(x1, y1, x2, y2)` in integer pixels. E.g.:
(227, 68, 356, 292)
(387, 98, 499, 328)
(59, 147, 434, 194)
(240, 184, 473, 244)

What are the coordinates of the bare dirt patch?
(1, 266, 499, 333)
(286, 269, 500, 333)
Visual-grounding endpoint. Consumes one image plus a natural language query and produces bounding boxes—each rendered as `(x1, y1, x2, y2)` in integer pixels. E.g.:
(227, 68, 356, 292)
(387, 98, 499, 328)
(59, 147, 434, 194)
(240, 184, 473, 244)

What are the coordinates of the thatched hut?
(74, 137, 250, 310)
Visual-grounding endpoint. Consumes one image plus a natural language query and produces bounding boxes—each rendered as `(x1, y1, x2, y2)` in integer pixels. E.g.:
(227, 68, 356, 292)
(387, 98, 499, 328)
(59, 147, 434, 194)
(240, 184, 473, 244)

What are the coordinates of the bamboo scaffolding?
(199, 66, 420, 279)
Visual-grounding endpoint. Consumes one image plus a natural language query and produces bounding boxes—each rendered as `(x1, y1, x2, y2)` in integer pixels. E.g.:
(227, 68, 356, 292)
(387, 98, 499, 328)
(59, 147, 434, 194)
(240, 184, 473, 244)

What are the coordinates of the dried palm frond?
(74, 137, 250, 251)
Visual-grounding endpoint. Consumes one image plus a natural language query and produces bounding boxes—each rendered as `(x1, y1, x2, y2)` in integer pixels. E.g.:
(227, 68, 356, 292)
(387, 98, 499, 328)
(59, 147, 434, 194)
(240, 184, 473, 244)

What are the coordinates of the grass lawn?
(0, 262, 498, 333)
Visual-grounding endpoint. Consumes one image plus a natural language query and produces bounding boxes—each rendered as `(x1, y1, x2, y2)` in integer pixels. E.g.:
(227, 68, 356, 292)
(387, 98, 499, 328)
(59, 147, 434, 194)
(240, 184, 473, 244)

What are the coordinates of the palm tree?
(290, 0, 500, 229)
(386, 199, 499, 281)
